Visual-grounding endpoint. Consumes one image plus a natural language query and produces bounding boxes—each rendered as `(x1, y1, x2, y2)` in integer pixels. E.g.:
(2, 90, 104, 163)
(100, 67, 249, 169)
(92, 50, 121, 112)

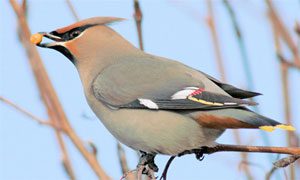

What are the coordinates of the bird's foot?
(137, 151, 158, 179)
(194, 149, 205, 161)
(178, 147, 206, 161)
(138, 151, 159, 172)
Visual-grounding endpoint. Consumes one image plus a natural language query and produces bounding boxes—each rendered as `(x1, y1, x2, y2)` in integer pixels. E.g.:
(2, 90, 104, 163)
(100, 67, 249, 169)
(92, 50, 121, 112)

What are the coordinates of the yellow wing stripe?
(259, 125, 296, 132)
(188, 96, 224, 106)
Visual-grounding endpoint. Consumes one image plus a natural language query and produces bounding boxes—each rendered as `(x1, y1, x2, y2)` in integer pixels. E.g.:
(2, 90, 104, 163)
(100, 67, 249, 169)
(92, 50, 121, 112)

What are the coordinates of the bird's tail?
(195, 108, 295, 132)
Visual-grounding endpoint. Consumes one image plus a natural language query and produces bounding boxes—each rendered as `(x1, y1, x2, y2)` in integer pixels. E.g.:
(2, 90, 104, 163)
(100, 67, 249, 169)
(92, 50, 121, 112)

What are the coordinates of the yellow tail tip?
(276, 124, 296, 131)
(259, 126, 275, 132)
(259, 125, 296, 132)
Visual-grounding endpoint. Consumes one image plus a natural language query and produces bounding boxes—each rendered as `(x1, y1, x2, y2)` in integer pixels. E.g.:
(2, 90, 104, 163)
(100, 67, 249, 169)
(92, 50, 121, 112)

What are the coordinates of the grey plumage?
(34, 17, 295, 163)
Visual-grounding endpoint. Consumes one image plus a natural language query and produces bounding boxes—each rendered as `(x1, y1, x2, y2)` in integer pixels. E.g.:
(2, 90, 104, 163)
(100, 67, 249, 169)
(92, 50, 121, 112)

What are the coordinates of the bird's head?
(32, 17, 128, 65)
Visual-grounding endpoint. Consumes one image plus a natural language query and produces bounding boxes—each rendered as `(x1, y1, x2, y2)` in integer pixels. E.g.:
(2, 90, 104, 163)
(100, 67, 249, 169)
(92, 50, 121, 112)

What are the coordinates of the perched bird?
(32, 17, 295, 174)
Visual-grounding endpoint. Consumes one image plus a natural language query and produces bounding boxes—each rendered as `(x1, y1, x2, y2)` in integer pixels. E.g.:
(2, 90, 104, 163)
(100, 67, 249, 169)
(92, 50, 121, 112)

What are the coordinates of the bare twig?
(66, 0, 80, 21)
(0, 96, 61, 129)
(133, 0, 144, 51)
(266, 0, 300, 66)
(21, 0, 27, 17)
(223, 0, 256, 90)
(206, 0, 226, 82)
(159, 156, 175, 180)
(205, 144, 300, 155)
(0, 96, 46, 124)
(266, 155, 300, 180)
(278, 54, 300, 69)
(273, 155, 300, 168)
(117, 143, 135, 180)
(9, 0, 110, 179)
(238, 160, 265, 174)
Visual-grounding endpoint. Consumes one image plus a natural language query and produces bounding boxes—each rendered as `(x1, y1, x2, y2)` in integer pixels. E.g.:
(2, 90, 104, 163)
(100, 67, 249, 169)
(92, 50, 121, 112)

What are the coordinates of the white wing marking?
(138, 99, 159, 109)
(224, 102, 237, 105)
(171, 87, 199, 100)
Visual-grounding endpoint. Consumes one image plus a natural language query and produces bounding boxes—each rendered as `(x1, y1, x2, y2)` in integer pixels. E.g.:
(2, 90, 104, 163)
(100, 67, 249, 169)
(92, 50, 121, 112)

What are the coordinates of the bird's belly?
(88, 98, 224, 155)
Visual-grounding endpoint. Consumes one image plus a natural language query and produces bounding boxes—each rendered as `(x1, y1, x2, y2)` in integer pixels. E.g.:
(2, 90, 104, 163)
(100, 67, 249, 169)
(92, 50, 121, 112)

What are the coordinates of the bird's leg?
(137, 151, 158, 178)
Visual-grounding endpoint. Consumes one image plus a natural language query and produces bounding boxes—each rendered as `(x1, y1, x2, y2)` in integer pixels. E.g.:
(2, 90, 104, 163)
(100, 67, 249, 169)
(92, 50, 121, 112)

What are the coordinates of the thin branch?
(133, 0, 144, 51)
(206, 0, 226, 82)
(266, 155, 300, 180)
(205, 144, 300, 155)
(9, 0, 110, 179)
(66, 0, 80, 21)
(117, 143, 135, 180)
(266, 0, 300, 66)
(265, 166, 277, 180)
(223, 0, 256, 90)
(278, 54, 300, 69)
(159, 156, 175, 180)
(0, 96, 60, 129)
(0, 96, 47, 124)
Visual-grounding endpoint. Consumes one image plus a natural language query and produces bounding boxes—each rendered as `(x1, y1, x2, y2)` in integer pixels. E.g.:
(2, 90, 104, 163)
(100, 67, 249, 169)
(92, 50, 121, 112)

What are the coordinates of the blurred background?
(1, 0, 299, 180)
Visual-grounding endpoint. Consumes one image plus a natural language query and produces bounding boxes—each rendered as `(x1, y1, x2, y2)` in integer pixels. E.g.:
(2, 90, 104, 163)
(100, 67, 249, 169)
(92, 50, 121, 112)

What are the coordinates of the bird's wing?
(92, 56, 257, 110)
(199, 71, 261, 99)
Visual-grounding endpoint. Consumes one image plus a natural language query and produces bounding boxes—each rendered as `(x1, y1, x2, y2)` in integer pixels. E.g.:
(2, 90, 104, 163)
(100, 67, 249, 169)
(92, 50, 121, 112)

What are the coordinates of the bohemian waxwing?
(32, 17, 295, 174)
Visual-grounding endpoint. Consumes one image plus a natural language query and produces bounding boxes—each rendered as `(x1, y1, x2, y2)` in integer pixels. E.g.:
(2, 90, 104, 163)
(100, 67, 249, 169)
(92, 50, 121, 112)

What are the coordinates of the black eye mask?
(50, 24, 94, 41)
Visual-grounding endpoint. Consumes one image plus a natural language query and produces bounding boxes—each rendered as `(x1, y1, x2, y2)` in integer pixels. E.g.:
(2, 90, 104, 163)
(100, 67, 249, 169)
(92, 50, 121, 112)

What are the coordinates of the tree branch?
(133, 0, 144, 51)
(0, 96, 46, 124)
(66, 0, 80, 21)
(0, 96, 62, 129)
(266, 0, 300, 66)
(204, 144, 300, 155)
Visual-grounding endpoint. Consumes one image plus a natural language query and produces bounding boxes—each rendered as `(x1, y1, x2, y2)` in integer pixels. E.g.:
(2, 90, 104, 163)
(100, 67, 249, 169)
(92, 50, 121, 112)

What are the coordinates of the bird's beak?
(30, 32, 63, 48)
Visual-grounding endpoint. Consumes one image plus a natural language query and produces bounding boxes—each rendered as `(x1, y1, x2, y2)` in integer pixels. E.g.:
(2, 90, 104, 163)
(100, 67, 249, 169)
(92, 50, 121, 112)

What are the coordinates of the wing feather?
(92, 57, 259, 111)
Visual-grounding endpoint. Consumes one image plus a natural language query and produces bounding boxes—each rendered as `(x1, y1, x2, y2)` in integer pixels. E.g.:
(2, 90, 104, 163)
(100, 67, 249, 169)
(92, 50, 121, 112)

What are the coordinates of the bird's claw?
(178, 148, 205, 161)
(194, 149, 205, 161)
(137, 151, 158, 179)
(138, 152, 159, 172)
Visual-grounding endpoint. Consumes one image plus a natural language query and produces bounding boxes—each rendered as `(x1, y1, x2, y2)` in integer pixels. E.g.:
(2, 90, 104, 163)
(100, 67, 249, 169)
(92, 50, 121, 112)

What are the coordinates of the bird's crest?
(55, 17, 125, 34)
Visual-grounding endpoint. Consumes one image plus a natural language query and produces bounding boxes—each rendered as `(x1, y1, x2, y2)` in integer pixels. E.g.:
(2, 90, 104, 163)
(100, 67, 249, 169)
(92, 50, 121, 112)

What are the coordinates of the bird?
(31, 17, 295, 175)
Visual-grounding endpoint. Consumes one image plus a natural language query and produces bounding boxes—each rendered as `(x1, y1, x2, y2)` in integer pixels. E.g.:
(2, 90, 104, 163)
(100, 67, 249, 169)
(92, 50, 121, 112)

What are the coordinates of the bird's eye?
(69, 30, 81, 39)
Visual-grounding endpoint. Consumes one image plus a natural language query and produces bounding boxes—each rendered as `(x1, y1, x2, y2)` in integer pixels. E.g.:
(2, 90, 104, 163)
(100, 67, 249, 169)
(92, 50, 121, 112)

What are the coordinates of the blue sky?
(1, 0, 299, 180)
